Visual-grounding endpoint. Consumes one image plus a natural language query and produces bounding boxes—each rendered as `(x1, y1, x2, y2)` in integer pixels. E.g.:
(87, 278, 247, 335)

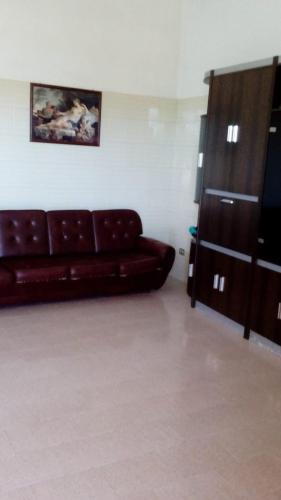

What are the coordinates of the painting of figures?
(30, 83, 102, 146)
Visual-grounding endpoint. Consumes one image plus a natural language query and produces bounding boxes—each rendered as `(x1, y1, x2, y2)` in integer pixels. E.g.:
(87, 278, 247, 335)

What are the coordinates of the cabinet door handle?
(197, 152, 204, 168)
(213, 274, 219, 289)
(188, 263, 194, 278)
(277, 302, 281, 320)
(227, 125, 233, 143)
(232, 125, 239, 143)
(219, 276, 225, 292)
(220, 198, 234, 204)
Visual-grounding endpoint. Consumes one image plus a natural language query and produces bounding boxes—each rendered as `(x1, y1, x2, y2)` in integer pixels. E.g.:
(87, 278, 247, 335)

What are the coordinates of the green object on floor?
(188, 226, 197, 237)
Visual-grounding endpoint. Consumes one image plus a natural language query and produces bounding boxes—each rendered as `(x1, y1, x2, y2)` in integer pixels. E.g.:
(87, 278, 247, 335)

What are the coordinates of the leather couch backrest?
(47, 210, 95, 255)
(0, 210, 49, 257)
(92, 209, 142, 253)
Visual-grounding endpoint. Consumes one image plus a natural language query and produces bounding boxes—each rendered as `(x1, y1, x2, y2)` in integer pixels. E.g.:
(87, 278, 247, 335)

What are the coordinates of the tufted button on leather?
(61, 220, 67, 225)
(79, 234, 84, 239)
(77, 220, 82, 225)
(117, 220, 122, 225)
(63, 235, 68, 240)
(124, 233, 129, 238)
(112, 233, 117, 239)
(10, 220, 19, 228)
(31, 220, 37, 227)
(104, 219, 109, 226)
(26, 235, 36, 243)
(129, 220, 134, 225)
(11, 235, 21, 244)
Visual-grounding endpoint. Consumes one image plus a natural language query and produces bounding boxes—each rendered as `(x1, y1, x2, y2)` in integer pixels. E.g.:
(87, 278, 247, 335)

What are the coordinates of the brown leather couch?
(0, 209, 175, 306)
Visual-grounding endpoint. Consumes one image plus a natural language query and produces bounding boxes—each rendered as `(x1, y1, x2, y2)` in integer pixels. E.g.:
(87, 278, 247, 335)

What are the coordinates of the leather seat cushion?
(0, 266, 14, 288)
(3, 257, 68, 284)
(118, 253, 162, 277)
(69, 256, 117, 280)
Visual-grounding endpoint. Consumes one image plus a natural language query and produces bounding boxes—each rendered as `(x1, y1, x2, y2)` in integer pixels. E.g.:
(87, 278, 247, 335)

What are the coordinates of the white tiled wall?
(0, 79, 207, 281)
(169, 96, 208, 280)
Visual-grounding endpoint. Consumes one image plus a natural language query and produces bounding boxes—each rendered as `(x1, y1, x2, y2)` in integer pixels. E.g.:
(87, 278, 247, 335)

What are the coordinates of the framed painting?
(30, 83, 102, 146)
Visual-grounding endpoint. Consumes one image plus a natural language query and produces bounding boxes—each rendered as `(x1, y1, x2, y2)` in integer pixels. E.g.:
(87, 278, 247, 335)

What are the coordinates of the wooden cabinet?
(251, 264, 281, 346)
(195, 245, 251, 325)
(199, 192, 259, 254)
(189, 57, 281, 345)
(204, 66, 274, 195)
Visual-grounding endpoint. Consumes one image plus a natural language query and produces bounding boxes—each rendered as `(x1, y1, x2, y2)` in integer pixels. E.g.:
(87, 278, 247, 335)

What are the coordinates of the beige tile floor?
(0, 278, 281, 499)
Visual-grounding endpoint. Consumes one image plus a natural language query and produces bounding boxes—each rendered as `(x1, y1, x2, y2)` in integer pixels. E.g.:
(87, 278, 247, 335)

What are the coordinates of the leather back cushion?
(92, 209, 142, 253)
(47, 210, 95, 255)
(0, 210, 49, 257)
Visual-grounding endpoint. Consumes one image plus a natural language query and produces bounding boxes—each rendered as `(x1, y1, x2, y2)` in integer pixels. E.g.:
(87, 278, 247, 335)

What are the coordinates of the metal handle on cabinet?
(197, 152, 204, 168)
(220, 198, 234, 204)
(213, 274, 219, 290)
(188, 263, 194, 278)
(227, 125, 233, 143)
(277, 302, 281, 320)
(232, 125, 239, 143)
(219, 276, 225, 293)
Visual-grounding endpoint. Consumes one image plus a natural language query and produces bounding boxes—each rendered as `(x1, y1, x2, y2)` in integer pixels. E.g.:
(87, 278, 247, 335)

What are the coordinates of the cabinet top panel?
(204, 56, 279, 84)
(205, 189, 259, 203)
(200, 240, 252, 263)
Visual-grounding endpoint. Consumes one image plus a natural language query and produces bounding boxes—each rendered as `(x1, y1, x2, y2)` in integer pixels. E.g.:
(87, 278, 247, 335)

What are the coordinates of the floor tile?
(0, 279, 280, 497)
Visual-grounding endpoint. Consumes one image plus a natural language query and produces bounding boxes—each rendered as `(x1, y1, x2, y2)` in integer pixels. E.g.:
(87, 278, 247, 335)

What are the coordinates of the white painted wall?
(178, 0, 281, 98)
(0, 0, 181, 98)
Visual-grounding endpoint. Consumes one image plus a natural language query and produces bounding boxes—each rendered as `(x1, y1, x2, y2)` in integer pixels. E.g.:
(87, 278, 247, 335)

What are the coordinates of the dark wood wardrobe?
(188, 56, 281, 346)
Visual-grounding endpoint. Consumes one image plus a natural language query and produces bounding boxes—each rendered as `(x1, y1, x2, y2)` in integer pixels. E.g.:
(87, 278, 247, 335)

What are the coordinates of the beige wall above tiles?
(0, 79, 207, 281)
(1, 0, 281, 101)
(178, 0, 281, 98)
(0, 0, 182, 99)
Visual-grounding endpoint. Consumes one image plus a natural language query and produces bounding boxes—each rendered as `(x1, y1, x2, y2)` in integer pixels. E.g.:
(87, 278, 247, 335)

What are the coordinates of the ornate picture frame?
(30, 83, 102, 146)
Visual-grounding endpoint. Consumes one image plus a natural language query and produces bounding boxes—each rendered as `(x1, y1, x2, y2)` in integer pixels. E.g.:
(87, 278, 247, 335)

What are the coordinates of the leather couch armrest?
(136, 236, 175, 273)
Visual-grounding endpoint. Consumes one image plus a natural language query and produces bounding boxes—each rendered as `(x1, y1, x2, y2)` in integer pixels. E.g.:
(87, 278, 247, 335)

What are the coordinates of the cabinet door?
(258, 111, 281, 265)
(230, 67, 274, 195)
(204, 72, 239, 191)
(194, 115, 207, 203)
(251, 265, 281, 346)
(187, 240, 196, 297)
(199, 193, 259, 254)
(204, 66, 274, 195)
(195, 245, 218, 309)
(195, 245, 251, 324)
